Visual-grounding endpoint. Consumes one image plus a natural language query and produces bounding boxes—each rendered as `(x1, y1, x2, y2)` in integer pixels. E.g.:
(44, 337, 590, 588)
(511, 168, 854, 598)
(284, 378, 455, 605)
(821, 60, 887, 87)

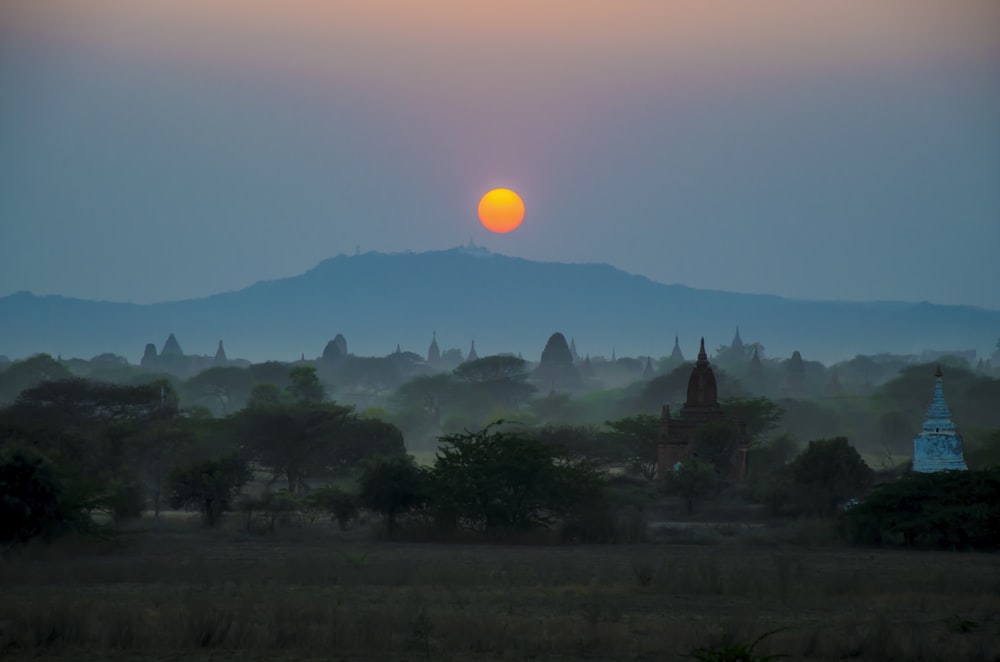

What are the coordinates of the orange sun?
(478, 188, 525, 233)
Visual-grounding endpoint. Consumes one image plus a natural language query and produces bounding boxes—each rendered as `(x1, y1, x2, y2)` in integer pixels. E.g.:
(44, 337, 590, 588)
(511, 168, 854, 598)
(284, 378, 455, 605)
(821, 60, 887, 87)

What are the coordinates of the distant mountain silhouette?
(1, 248, 997, 364)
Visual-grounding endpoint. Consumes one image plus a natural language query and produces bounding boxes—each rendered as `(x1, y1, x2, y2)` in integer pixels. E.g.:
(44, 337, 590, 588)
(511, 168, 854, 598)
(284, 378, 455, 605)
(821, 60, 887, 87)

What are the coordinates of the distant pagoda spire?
(161, 333, 183, 357)
(569, 337, 580, 362)
(912, 365, 968, 473)
(467, 339, 479, 362)
(731, 326, 744, 350)
(428, 331, 440, 364)
(643, 356, 654, 377)
(214, 340, 227, 363)
(670, 335, 684, 362)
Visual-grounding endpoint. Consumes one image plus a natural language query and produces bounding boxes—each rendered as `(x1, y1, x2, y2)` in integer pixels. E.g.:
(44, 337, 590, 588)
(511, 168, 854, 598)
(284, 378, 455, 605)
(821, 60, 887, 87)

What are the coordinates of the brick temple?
(657, 338, 749, 481)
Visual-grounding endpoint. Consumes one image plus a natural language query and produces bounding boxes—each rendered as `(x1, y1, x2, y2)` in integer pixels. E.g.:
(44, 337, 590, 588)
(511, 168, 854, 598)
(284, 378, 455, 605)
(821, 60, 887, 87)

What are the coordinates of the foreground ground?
(1, 517, 998, 661)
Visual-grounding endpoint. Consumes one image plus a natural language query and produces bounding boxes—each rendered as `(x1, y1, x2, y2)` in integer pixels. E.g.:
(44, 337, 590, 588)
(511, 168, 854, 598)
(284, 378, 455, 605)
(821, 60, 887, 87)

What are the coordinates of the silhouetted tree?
(358, 455, 427, 536)
(287, 366, 325, 404)
(168, 453, 251, 527)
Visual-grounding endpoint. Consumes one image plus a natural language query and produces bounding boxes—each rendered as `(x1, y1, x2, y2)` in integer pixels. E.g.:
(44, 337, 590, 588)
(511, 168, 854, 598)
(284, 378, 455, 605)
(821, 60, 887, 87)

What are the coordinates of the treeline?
(0, 366, 403, 546)
(3, 350, 999, 462)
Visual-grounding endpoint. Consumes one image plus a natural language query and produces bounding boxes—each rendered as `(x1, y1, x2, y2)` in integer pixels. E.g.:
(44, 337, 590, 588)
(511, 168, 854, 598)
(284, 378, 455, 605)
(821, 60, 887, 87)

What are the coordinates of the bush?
(0, 447, 94, 547)
(663, 457, 717, 514)
(167, 454, 252, 527)
(789, 437, 871, 516)
(303, 485, 359, 530)
(101, 476, 146, 527)
(846, 468, 1000, 549)
(429, 424, 606, 535)
(358, 455, 427, 536)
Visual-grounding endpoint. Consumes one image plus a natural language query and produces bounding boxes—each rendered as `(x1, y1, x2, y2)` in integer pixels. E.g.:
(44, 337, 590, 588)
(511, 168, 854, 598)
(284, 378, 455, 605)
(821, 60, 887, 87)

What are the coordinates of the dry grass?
(1, 518, 998, 660)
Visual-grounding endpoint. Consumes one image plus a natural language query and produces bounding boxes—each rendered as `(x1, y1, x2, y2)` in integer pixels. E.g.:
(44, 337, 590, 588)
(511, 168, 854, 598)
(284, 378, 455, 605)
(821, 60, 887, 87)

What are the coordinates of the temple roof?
(670, 335, 684, 361)
(161, 333, 183, 357)
(922, 365, 955, 432)
(428, 332, 440, 363)
(683, 338, 721, 412)
(731, 326, 744, 349)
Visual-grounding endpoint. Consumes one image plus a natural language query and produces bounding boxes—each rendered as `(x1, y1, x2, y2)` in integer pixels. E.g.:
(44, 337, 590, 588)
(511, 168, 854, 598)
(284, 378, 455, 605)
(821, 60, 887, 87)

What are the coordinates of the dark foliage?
(358, 455, 428, 536)
(167, 453, 252, 526)
(846, 468, 1000, 550)
(788, 437, 872, 516)
(430, 423, 606, 534)
(0, 447, 95, 546)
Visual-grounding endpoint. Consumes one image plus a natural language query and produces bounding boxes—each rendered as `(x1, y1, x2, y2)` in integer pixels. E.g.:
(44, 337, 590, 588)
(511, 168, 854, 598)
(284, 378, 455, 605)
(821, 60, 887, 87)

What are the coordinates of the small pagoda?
(912, 365, 968, 473)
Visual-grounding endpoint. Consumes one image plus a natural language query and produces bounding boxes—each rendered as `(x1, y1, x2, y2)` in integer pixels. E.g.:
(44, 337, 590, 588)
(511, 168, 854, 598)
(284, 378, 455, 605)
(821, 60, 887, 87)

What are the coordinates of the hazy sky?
(2, 0, 999, 308)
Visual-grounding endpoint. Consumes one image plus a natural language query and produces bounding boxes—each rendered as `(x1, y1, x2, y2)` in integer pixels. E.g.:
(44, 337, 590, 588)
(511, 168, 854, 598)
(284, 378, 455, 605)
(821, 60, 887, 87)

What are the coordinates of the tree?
(231, 401, 353, 493)
(663, 457, 717, 514)
(303, 485, 359, 530)
(391, 373, 456, 426)
(721, 397, 783, 444)
(453, 355, 537, 413)
(358, 455, 427, 536)
(846, 468, 1000, 549)
(167, 453, 252, 526)
(287, 366, 325, 404)
(247, 383, 283, 408)
(603, 414, 660, 479)
(182, 366, 254, 415)
(691, 422, 740, 477)
(789, 437, 872, 516)
(429, 424, 605, 533)
(0, 447, 92, 546)
(0, 354, 72, 405)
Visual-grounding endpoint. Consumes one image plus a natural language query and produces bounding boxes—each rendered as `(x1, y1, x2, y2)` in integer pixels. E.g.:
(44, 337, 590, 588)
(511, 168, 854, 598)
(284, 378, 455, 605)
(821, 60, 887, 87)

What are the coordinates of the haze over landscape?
(3, 3, 1000, 660)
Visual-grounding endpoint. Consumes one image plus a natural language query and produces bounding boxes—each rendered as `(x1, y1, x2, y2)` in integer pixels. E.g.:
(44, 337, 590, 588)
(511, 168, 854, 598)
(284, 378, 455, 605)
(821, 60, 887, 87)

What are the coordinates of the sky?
(2, 0, 999, 308)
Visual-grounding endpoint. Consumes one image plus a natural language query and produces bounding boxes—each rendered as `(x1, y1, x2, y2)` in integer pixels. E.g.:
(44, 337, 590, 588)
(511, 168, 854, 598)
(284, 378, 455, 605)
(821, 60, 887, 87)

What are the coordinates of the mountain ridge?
(1, 248, 997, 365)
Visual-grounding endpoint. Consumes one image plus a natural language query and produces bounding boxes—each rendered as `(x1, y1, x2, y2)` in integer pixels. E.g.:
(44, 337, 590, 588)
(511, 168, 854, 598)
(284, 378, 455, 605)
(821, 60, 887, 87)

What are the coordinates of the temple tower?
(214, 340, 227, 364)
(467, 340, 479, 362)
(161, 333, 183, 357)
(670, 335, 684, 362)
(427, 332, 440, 365)
(730, 326, 744, 351)
(912, 366, 969, 473)
(657, 338, 748, 480)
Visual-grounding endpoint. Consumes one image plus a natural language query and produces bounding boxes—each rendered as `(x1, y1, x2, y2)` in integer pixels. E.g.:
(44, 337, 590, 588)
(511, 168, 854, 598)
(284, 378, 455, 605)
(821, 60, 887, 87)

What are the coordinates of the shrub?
(789, 437, 871, 516)
(845, 468, 1000, 549)
(0, 447, 95, 547)
(358, 455, 428, 536)
(168, 454, 252, 527)
(303, 485, 359, 530)
(663, 457, 717, 514)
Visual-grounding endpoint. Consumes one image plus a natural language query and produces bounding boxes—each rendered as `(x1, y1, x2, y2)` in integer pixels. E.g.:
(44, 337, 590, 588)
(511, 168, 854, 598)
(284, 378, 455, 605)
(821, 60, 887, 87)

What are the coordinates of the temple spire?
(670, 334, 684, 362)
(731, 326, 744, 350)
(913, 365, 967, 472)
(697, 337, 708, 364)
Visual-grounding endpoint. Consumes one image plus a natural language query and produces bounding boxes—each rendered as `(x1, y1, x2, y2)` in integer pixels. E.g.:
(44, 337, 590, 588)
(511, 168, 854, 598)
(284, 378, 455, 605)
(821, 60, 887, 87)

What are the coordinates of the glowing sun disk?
(478, 188, 525, 233)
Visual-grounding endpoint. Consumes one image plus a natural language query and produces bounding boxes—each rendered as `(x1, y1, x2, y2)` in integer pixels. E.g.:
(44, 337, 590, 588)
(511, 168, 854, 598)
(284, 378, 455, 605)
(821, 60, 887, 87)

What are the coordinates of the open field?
(1, 519, 999, 661)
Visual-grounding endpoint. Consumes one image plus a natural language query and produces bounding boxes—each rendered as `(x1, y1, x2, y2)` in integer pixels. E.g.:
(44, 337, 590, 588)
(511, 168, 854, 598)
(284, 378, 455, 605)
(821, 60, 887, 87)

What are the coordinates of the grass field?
(1, 517, 998, 661)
